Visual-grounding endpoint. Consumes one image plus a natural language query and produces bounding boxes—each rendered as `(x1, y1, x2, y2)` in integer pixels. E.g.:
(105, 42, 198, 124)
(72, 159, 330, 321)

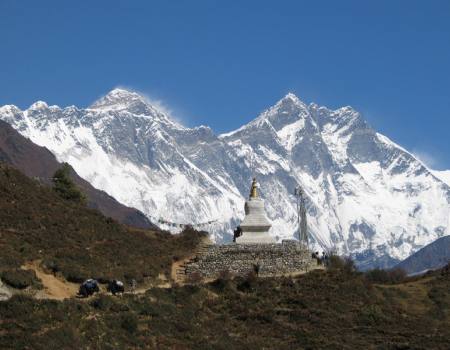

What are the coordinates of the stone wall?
(184, 240, 320, 280)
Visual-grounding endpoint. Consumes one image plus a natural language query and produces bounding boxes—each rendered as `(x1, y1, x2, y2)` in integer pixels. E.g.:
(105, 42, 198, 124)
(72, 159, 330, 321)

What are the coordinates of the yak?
(107, 279, 125, 295)
(78, 279, 100, 297)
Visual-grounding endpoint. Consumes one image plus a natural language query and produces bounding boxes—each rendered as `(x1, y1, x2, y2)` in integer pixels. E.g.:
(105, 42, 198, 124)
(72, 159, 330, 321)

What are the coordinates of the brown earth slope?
(1, 264, 449, 349)
(0, 163, 206, 284)
(0, 119, 155, 229)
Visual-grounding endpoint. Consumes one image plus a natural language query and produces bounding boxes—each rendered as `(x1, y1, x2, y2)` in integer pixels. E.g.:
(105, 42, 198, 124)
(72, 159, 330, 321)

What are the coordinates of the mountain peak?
(89, 88, 148, 111)
(0, 104, 21, 115)
(283, 92, 300, 102)
(107, 88, 141, 99)
(87, 88, 185, 129)
(29, 101, 49, 111)
(274, 92, 307, 111)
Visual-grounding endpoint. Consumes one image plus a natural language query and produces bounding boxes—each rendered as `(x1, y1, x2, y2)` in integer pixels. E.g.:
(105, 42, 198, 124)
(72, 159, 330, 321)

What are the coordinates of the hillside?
(395, 235, 450, 275)
(0, 162, 449, 349)
(0, 163, 205, 285)
(0, 119, 154, 229)
(1, 263, 449, 349)
(1, 90, 449, 269)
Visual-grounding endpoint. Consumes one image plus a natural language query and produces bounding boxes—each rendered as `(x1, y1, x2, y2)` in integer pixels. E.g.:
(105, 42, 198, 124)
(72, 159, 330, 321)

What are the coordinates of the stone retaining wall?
(184, 240, 319, 279)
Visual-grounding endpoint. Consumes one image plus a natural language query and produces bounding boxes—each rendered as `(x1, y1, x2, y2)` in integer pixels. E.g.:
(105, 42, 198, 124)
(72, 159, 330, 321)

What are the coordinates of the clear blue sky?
(1, 0, 449, 169)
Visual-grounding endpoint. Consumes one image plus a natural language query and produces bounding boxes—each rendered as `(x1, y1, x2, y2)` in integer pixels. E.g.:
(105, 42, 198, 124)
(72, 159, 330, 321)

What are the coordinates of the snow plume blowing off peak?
(90, 87, 188, 128)
(0, 90, 449, 270)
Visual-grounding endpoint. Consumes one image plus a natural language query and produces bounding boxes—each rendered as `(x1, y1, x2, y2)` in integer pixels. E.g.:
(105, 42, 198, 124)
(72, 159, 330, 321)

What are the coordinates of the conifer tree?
(52, 163, 86, 205)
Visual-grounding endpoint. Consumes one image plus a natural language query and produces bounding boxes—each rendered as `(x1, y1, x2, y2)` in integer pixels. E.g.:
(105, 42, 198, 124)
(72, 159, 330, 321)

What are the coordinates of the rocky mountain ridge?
(395, 235, 450, 275)
(1, 88, 449, 268)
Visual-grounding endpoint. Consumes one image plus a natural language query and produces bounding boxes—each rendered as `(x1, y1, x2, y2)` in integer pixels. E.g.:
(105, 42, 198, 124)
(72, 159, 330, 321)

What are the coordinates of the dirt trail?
(21, 261, 172, 300)
(171, 256, 192, 284)
(22, 261, 78, 300)
(128, 274, 172, 294)
(170, 236, 213, 284)
(19, 237, 212, 300)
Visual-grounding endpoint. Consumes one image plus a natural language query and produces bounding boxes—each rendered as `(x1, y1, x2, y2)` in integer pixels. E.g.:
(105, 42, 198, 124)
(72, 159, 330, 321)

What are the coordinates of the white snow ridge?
(1, 89, 449, 269)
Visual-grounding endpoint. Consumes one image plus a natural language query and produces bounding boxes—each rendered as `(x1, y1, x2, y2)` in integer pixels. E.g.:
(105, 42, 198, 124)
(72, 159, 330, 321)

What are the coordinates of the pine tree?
(52, 163, 86, 205)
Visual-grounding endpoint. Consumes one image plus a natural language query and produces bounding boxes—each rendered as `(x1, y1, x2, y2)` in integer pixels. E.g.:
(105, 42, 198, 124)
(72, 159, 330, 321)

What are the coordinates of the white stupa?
(236, 178, 275, 244)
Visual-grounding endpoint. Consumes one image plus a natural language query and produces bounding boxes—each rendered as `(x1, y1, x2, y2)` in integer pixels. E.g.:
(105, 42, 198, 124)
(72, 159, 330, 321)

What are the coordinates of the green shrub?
(210, 270, 233, 291)
(237, 271, 257, 292)
(365, 268, 406, 284)
(120, 313, 138, 334)
(441, 263, 450, 277)
(358, 304, 386, 325)
(62, 265, 89, 283)
(328, 255, 357, 274)
(52, 163, 86, 204)
(42, 259, 60, 274)
(1, 268, 40, 289)
(91, 295, 114, 311)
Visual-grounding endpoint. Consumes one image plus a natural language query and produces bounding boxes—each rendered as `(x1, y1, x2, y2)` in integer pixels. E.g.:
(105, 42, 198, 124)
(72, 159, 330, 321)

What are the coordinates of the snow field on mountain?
(1, 88, 449, 267)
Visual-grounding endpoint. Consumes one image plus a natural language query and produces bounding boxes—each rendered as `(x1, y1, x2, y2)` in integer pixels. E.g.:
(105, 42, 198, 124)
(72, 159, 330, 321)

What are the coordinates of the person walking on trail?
(233, 226, 242, 242)
(314, 251, 321, 265)
(130, 279, 137, 293)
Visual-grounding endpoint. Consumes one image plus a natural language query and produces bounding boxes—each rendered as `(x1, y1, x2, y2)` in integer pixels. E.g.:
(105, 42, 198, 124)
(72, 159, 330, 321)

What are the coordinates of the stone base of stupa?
(235, 231, 276, 244)
(181, 240, 321, 281)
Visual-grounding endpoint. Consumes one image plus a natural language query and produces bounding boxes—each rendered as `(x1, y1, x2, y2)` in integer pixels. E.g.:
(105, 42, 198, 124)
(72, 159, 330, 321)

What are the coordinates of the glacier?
(1, 88, 449, 268)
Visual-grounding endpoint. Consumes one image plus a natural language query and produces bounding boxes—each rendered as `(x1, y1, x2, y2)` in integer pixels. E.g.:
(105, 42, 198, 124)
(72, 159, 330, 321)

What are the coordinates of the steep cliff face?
(1, 88, 449, 268)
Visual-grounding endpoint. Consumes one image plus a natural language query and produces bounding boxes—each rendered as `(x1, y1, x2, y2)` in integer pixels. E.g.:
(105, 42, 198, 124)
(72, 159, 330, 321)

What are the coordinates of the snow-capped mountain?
(1, 88, 449, 268)
(433, 170, 450, 187)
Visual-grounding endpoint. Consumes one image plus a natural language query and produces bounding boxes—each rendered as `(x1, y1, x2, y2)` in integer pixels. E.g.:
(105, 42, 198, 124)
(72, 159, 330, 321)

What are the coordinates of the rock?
(0, 279, 13, 301)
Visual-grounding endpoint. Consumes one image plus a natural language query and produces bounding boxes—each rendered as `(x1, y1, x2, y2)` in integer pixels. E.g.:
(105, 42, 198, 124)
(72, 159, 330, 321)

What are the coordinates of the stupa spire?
(250, 177, 258, 199)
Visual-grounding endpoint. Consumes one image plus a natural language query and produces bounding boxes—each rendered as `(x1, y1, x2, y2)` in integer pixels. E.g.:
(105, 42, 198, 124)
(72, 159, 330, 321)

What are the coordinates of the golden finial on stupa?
(250, 177, 258, 199)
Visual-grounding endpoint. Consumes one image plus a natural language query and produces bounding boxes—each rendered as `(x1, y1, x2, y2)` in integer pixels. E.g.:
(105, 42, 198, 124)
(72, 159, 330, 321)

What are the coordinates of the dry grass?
(0, 164, 206, 285)
(1, 265, 449, 349)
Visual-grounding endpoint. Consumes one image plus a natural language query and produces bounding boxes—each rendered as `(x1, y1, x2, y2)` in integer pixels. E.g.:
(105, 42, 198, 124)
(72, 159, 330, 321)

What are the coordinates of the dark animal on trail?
(107, 279, 125, 295)
(78, 279, 99, 297)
